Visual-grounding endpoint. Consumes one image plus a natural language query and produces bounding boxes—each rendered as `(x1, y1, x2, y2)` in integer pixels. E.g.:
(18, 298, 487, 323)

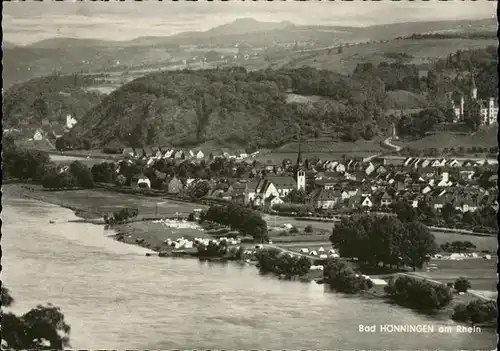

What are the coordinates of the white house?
(361, 196, 373, 208)
(146, 158, 155, 167)
(404, 158, 413, 167)
(196, 150, 205, 160)
(268, 195, 284, 208)
(136, 176, 151, 189)
(421, 159, 431, 168)
(365, 162, 375, 175)
(33, 129, 44, 141)
(66, 114, 78, 129)
(447, 159, 462, 168)
(430, 159, 441, 167)
(422, 186, 432, 194)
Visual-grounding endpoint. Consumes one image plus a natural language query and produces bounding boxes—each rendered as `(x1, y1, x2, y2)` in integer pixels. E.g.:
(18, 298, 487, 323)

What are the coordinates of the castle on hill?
(451, 73, 498, 125)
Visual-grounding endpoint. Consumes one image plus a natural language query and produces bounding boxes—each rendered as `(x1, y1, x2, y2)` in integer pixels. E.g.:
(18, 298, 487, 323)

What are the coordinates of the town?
(64, 143, 498, 228)
(2, 2, 498, 350)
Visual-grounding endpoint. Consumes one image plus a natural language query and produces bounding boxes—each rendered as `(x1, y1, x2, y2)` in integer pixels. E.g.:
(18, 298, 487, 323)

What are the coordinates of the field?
(431, 231, 497, 253)
(113, 220, 211, 251)
(416, 259, 497, 292)
(397, 125, 498, 150)
(12, 185, 207, 219)
(273, 38, 497, 74)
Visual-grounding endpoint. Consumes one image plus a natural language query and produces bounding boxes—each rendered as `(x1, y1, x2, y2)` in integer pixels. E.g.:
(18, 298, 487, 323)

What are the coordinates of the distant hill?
(3, 75, 104, 128)
(4, 17, 495, 87)
(203, 18, 295, 36)
(66, 67, 391, 149)
(27, 37, 124, 49)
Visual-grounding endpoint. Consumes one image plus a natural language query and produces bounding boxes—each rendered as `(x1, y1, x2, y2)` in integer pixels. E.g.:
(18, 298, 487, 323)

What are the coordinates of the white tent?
(319, 254, 328, 259)
(310, 250, 318, 256)
(299, 248, 309, 254)
(318, 247, 325, 252)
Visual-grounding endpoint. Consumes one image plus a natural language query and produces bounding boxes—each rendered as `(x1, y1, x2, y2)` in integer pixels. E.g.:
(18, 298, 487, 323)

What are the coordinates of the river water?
(1, 196, 495, 350)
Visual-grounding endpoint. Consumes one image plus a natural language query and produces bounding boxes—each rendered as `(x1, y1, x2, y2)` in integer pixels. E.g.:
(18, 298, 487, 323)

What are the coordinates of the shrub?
(289, 226, 299, 234)
(115, 174, 127, 186)
(256, 248, 311, 277)
(454, 277, 472, 293)
(304, 225, 313, 233)
(452, 300, 498, 324)
(384, 276, 452, 310)
(452, 303, 469, 322)
(324, 258, 373, 294)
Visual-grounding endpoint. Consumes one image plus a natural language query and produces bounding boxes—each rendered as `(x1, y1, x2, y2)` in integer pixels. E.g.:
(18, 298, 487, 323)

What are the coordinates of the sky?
(3, 0, 497, 45)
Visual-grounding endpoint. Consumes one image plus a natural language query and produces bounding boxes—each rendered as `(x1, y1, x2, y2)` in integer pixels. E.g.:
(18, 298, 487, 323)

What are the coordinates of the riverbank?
(5, 186, 497, 330)
(8, 202, 495, 351)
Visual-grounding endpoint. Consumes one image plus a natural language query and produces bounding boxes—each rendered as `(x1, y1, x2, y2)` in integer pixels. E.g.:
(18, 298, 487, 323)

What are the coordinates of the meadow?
(415, 258, 497, 292)
(276, 38, 497, 74)
(14, 185, 207, 219)
(398, 125, 498, 151)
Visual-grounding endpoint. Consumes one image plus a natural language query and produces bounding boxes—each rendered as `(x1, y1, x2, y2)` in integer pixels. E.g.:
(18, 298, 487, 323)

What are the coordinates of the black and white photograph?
(1, 0, 498, 350)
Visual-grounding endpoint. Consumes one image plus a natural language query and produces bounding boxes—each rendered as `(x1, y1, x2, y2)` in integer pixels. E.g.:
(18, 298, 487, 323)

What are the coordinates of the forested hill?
(3, 75, 104, 128)
(68, 67, 393, 149)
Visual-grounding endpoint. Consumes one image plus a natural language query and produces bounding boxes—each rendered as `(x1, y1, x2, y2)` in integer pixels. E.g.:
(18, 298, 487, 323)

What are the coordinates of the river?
(1, 196, 495, 350)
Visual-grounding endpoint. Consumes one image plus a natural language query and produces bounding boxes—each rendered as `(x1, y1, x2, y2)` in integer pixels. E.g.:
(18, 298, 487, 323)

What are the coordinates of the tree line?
(391, 200, 498, 234)
(255, 248, 311, 277)
(201, 204, 269, 243)
(330, 215, 438, 271)
(3, 136, 94, 189)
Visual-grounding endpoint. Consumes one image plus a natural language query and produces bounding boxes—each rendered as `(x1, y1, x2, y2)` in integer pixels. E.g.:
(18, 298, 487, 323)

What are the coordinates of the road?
(363, 137, 401, 162)
(257, 243, 332, 262)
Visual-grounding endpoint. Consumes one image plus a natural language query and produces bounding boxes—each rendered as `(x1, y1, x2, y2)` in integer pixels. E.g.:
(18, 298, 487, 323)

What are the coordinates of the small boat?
(49, 220, 55, 224)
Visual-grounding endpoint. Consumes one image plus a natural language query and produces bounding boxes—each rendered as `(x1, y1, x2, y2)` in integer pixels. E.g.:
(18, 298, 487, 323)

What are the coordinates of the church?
(451, 74, 498, 125)
(245, 144, 306, 207)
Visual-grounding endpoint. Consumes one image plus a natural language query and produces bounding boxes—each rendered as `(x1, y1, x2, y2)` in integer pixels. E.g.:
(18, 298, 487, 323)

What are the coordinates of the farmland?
(271, 38, 497, 74)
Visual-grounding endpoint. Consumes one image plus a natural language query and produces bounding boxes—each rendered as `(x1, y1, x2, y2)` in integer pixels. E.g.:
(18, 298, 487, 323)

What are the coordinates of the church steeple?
(470, 70, 477, 100)
(296, 141, 303, 167)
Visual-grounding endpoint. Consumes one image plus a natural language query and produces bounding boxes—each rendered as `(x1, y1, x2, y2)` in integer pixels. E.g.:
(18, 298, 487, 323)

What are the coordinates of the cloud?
(3, 0, 496, 45)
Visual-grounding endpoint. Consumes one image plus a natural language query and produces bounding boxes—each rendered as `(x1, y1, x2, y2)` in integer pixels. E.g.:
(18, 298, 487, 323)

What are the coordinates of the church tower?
(297, 168, 306, 191)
